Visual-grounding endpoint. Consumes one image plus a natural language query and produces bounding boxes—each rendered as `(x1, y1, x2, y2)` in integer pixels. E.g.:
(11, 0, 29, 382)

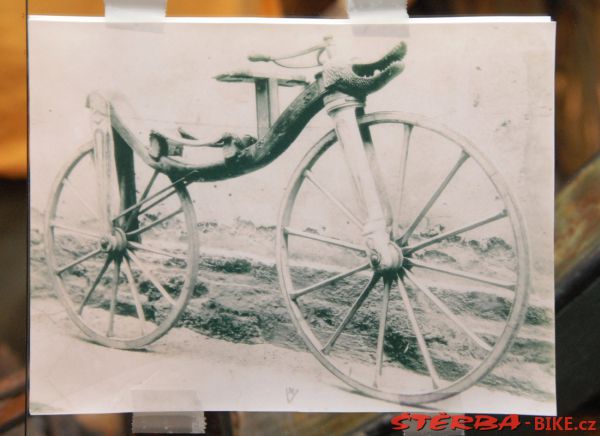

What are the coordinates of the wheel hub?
(368, 237, 404, 273)
(99, 228, 128, 254)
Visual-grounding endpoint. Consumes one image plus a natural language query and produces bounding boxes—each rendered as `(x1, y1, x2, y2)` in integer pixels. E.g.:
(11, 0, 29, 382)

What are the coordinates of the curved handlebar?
(248, 36, 332, 68)
(248, 54, 272, 63)
(247, 39, 407, 95)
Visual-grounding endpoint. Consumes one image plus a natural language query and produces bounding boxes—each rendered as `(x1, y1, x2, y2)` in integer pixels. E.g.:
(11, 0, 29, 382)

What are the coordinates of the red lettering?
(554, 417, 564, 431)
(430, 413, 450, 431)
(534, 417, 545, 430)
(390, 412, 411, 431)
(498, 414, 521, 431)
(587, 420, 597, 431)
(564, 417, 573, 431)
(412, 414, 431, 431)
(474, 415, 498, 431)
(541, 417, 565, 431)
(450, 415, 473, 431)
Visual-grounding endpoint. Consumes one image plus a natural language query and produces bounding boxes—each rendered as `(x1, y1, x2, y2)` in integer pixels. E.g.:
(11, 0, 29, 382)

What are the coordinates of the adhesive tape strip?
(132, 412, 207, 434)
(347, 0, 410, 37)
(347, 0, 409, 21)
(131, 390, 205, 434)
(104, 0, 167, 23)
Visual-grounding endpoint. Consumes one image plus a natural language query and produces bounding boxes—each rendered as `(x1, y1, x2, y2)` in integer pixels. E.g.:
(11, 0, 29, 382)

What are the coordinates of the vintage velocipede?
(44, 37, 529, 404)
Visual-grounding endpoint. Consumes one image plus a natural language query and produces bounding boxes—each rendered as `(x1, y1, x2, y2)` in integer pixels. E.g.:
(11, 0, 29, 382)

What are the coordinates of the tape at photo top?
(104, 0, 166, 22)
(347, 0, 410, 37)
(103, 0, 410, 23)
(347, 0, 409, 21)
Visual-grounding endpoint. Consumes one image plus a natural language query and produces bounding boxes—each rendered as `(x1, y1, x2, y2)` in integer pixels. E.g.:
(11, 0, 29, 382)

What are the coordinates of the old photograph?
(29, 17, 555, 414)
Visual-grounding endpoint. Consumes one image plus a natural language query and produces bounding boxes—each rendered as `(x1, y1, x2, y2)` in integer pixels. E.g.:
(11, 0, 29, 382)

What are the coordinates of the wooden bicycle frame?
(87, 70, 397, 270)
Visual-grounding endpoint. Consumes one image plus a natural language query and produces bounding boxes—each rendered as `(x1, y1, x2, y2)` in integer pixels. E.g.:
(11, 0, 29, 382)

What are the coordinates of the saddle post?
(324, 92, 400, 273)
(254, 78, 280, 139)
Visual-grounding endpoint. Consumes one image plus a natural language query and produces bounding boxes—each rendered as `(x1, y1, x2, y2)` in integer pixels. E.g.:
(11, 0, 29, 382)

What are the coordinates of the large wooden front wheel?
(276, 112, 529, 404)
(44, 142, 198, 349)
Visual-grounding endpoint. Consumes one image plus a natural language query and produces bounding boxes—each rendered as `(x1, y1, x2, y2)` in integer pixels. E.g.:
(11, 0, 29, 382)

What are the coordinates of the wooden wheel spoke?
(284, 227, 366, 253)
(407, 258, 515, 290)
(119, 187, 178, 225)
(122, 257, 146, 335)
(321, 274, 380, 354)
(405, 271, 491, 351)
(291, 263, 370, 300)
(401, 151, 469, 244)
(133, 189, 181, 221)
(128, 241, 187, 261)
(51, 220, 101, 240)
(62, 178, 100, 220)
(56, 248, 102, 275)
(126, 208, 183, 237)
(397, 279, 441, 389)
(127, 251, 176, 305)
(107, 260, 121, 337)
(77, 256, 112, 314)
(123, 170, 160, 231)
(303, 170, 364, 228)
(405, 210, 508, 254)
(113, 173, 189, 222)
(374, 278, 392, 387)
(139, 170, 160, 203)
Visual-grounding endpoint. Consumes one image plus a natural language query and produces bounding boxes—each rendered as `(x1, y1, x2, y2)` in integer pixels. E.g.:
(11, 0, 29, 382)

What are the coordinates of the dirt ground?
(30, 296, 554, 415)
(29, 212, 556, 415)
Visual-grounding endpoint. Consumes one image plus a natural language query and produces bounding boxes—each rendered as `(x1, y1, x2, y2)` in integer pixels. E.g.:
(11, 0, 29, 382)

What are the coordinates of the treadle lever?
(148, 130, 256, 160)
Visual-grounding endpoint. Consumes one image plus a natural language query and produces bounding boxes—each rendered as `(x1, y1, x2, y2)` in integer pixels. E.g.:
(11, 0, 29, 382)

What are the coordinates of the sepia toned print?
(29, 18, 555, 414)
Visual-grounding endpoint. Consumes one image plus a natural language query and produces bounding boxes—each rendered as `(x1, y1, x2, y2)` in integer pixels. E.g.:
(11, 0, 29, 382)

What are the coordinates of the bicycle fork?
(324, 92, 402, 274)
(88, 93, 139, 245)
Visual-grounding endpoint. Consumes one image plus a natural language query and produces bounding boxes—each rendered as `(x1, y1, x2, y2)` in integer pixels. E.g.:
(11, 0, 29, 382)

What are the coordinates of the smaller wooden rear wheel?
(45, 143, 198, 349)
